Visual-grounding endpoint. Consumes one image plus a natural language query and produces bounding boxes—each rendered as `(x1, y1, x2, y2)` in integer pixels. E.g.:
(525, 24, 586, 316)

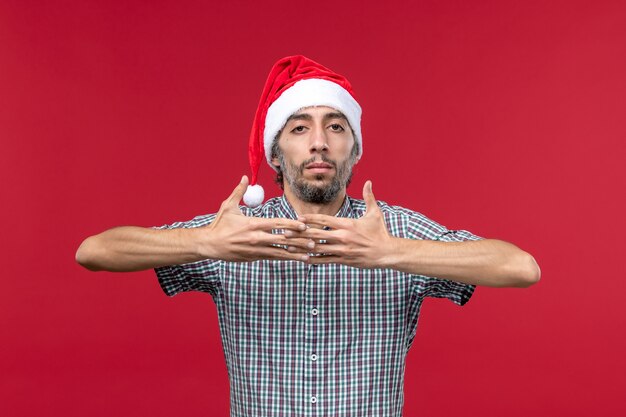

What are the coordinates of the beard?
(278, 153, 356, 204)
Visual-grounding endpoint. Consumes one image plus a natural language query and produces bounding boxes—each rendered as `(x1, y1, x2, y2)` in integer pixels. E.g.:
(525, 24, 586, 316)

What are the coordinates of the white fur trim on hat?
(263, 78, 362, 170)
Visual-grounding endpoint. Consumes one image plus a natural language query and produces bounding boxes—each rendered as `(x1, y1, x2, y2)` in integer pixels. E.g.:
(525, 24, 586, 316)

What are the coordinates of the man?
(76, 55, 540, 417)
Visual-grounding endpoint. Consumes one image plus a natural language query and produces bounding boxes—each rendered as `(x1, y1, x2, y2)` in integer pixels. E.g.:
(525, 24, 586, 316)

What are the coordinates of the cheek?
(333, 138, 355, 156)
(281, 138, 308, 156)
(286, 147, 316, 167)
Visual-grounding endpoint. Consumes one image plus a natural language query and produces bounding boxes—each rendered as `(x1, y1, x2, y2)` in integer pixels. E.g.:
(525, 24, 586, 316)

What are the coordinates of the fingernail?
(298, 223, 306, 231)
(300, 255, 309, 262)
(307, 241, 315, 249)
(284, 230, 293, 237)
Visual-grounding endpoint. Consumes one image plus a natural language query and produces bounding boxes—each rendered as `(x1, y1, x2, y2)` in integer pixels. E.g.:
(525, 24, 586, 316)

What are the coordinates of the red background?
(1, 1, 625, 416)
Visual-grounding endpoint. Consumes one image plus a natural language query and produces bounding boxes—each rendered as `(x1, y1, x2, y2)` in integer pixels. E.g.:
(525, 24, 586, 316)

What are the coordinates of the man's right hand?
(76, 176, 313, 272)
(193, 176, 314, 263)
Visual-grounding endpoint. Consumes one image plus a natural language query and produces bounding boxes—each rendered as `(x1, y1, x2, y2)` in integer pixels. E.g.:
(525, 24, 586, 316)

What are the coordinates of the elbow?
(75, 236, 103, 271)
(512, 252, 541, 288)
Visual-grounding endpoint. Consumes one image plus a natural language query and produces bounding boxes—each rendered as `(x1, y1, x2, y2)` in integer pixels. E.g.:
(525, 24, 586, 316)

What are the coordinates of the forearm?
(383, 238, 541, 288)
(75, 226, 204, 272)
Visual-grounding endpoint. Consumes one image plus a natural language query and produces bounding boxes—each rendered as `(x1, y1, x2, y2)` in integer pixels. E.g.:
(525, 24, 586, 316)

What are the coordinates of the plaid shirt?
(155, 195, 480, 417)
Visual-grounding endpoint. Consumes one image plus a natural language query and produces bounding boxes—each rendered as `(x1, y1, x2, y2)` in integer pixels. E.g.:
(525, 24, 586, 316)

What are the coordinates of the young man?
(76, 55, 540, 417)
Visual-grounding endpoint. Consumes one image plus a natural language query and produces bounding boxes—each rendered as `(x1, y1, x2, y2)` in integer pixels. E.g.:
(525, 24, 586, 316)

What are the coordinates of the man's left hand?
(285, 181, 396, 268)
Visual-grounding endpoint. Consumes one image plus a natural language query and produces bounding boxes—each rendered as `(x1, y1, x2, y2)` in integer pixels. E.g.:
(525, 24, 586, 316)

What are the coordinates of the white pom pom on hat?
(242, 55, 362, 207)
(242, 184, 264, 207)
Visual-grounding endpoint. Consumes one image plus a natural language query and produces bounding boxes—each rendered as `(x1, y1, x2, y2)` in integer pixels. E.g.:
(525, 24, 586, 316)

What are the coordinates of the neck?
(283, 186, 347, 217)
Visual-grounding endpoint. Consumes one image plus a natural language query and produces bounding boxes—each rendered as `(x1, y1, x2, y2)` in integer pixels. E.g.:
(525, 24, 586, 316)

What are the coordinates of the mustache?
(298, 155, 337, 173)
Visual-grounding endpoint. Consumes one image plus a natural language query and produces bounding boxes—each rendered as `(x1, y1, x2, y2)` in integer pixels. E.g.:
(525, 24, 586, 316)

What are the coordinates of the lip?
(305, 162, 333, 169)
(307, 168, 332, 175)
(305, 162, 334, 174)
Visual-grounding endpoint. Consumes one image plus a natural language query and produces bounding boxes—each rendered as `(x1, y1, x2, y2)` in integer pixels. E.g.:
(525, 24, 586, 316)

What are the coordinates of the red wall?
(1, 1, 625, 416)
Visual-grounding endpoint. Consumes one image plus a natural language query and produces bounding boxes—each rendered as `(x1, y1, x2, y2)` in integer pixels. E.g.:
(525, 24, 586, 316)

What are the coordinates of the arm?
(290, 181, 540, 288)
(76, 226, 205, 272)
(75, 176, 312, 272)
(382, 237, 540, 288)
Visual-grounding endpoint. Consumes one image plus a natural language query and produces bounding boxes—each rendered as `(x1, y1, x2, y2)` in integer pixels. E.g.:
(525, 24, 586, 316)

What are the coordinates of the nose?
(309, 127, 329, 154)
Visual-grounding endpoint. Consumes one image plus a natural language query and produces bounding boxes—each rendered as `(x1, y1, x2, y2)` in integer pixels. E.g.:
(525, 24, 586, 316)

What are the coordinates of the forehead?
(290, 106, 347, 118)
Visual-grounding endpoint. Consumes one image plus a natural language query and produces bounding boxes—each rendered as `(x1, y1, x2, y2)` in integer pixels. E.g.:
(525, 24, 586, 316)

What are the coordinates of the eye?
(291, 125, 307, 133)
(329, 123, 345, 132)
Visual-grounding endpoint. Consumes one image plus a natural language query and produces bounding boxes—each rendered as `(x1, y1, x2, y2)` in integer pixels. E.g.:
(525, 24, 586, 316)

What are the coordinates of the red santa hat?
(243, 55, 362, 207)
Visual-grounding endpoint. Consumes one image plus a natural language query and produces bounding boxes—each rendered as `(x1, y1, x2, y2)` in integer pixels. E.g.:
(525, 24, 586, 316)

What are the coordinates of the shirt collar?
(277, 194, 355, 220)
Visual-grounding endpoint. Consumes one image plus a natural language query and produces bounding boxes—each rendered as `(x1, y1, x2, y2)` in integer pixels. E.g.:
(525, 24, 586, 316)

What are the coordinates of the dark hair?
(271, 139, 286, 190)
(271, 132, 360, 190)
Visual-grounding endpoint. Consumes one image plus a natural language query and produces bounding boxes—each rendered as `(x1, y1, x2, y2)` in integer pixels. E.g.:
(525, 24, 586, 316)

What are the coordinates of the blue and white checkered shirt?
(155, 195, 480, 417)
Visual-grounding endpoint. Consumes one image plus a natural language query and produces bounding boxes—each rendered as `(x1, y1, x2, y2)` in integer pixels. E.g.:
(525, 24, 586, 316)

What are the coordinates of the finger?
(363, 180, 378, 214)
(239, 231, 312, 249)
(254, 247, 310, 262)
(223, 175, 249, 209)
(269, 235, 316, 250)
(306, 254, 342, 265)
(283, 228, 338, 242)
(307, 243, 344, 255)
(300, 214, 350, 229)
(285, 245, 313, 254)
(249, 217, 307, 232)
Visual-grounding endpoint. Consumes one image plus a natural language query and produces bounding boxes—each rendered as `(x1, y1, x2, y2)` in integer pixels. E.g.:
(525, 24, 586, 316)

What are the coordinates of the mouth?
(304, 162, 334, 174)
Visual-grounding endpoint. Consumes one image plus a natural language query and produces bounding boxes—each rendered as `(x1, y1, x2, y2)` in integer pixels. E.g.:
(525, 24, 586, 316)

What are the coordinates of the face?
(271, 106, 359, 204)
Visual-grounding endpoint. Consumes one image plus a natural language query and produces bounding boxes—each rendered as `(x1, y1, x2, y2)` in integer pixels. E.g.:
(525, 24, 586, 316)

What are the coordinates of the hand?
(198, 176, 314, 262)
(286, 181, 396, 268)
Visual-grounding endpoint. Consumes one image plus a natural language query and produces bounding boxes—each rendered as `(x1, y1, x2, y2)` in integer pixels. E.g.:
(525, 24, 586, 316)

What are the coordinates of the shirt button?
(310, 396, 317, 404)
(311, 308, 318, 316)
(310, 354, 318, 361)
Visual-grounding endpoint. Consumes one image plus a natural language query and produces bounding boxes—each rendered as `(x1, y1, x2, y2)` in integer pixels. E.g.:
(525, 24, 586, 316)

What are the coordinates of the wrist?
(378, 237, 403, 269)
(185, 227, 216, 261)
(379, 237, 422, 271)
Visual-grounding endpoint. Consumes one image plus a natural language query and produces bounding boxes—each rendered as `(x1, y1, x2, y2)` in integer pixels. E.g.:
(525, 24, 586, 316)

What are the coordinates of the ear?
(270, 138, 282, 168)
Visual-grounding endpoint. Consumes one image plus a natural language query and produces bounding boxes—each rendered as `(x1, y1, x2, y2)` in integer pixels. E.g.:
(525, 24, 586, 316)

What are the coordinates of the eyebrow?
(285, 111, 348, 124)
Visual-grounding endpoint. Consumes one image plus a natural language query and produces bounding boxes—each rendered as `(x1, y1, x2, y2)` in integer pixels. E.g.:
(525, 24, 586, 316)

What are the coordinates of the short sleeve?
(406, 212, 482, 306)
(153, 213, 221, 298)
